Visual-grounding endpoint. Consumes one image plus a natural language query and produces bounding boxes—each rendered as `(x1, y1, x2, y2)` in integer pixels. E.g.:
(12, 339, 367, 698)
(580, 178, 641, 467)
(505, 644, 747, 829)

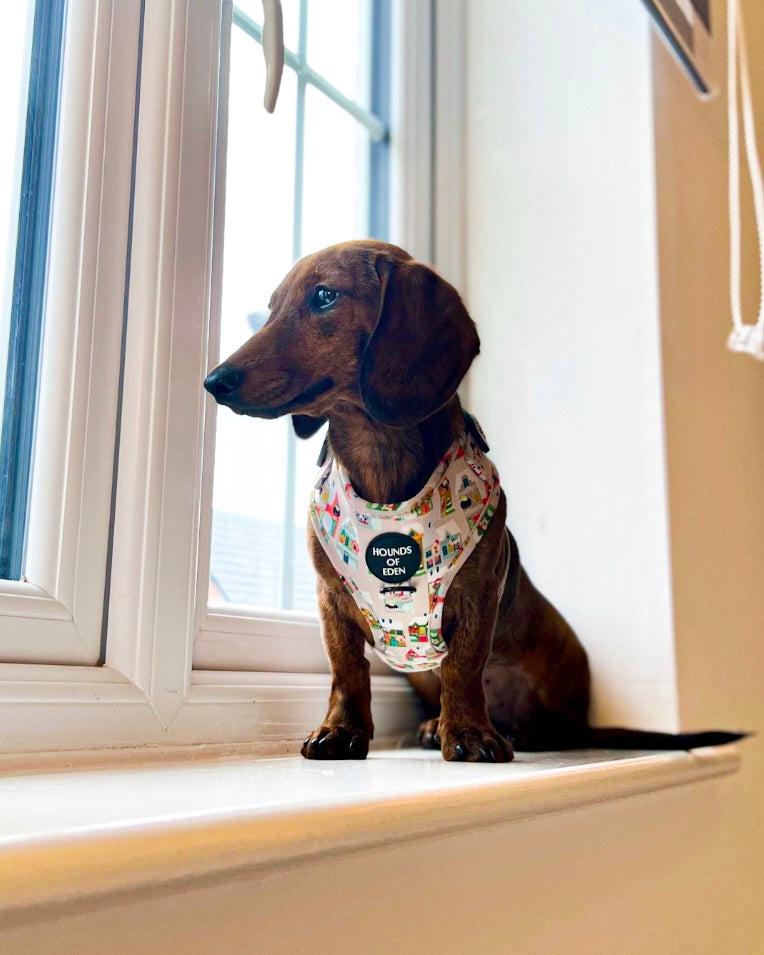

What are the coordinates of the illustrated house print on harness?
(457, 471, 482, 512)
(336, 520, 360, 567)
(408, 621, 428, 643)
(321, 491, 341, 538)
(383, 587, 415, 612)
(411, 492, 434, 517)
(407, 528, 426, 576)
(310, 414, 502, 672)
(425, 526, 463, 573)
(380, 624, 406, 646)
(438, 476, 455, 515)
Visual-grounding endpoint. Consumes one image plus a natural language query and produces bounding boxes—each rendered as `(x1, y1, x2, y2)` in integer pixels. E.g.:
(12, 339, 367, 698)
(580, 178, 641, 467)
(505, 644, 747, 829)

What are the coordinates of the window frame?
(194, 0, 440, 675)
(0, 0, 140, 665)
(0, 0, 447, 754)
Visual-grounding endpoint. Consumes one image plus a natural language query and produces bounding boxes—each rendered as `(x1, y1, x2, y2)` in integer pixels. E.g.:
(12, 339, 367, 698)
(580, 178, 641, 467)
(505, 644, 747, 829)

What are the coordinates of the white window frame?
(194, 0, 439, 676)
(0, 0, 447, 754)
(0, 0, 139, 665)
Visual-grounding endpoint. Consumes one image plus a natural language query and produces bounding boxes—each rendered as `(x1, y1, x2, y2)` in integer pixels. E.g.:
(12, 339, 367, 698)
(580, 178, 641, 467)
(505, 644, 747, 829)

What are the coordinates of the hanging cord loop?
(727, 0, 764, 360)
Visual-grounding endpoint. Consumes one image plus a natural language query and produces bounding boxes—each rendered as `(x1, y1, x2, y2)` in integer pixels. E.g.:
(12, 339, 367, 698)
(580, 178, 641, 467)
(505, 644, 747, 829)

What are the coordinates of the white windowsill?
(0, 744, 741, 917)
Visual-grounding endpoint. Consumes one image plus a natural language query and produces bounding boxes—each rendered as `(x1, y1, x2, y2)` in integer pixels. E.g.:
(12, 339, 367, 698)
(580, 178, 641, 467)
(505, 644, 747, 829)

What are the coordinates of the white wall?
(464, 0, 677, 730)
(462, 1, 764, 952)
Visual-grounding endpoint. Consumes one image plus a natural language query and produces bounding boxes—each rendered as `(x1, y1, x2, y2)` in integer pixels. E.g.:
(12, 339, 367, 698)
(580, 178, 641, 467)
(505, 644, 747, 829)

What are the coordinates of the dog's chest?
(310, 432, 501, 672)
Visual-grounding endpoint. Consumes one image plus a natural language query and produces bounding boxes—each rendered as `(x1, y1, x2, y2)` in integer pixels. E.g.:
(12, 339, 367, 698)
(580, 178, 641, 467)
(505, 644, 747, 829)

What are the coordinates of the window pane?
(210, 23, 311, 611)
(306, 0, 372, 108)
(218, 27, 296, 359)
(0, 7, 32, 346)
(301, 85, 372, 254)
(209, 6, 387, 615)
(0, 0, 64, 580)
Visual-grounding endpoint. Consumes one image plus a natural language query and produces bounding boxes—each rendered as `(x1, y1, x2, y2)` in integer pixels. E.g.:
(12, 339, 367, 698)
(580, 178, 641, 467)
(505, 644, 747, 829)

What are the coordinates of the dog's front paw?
(301, 725, 370, 760)
(439, 723, 514, 763)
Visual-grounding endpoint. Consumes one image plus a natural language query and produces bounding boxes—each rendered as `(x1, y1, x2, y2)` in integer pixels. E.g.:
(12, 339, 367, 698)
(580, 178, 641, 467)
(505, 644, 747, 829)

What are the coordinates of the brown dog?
(205, 240, 744, 762)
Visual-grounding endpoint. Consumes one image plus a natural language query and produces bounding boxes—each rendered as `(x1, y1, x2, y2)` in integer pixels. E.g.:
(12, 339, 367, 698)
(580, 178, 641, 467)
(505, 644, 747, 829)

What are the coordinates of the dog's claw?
(348, 734, 366, 756)
(419, 718, 513, 762)
(301, 725, 369, 760)
(440, 724, 514, 763)
(416, 718, 442, 750)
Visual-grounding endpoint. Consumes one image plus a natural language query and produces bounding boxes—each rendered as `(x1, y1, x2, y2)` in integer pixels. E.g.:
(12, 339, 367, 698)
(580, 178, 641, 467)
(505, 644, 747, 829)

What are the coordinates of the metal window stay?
(234, 2, 388, 142)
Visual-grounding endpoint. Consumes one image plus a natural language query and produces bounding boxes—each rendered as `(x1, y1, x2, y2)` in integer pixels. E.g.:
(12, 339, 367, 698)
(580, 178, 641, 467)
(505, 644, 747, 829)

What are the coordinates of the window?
(0, 1, 714, 759)
(209, 0, 390, 616)
(0, 0, 438, 754)
(194, 0, 426, 675)
(0, 0, 137, 667)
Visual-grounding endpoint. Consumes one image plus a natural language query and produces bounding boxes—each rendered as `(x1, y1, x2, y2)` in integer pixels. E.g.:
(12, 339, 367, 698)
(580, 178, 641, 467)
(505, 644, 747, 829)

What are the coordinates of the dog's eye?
(311, 286, 339, 311)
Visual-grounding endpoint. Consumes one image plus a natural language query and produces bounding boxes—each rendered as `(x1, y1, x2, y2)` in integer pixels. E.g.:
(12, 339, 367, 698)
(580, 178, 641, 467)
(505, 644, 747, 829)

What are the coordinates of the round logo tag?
(365, 532, 422, 583)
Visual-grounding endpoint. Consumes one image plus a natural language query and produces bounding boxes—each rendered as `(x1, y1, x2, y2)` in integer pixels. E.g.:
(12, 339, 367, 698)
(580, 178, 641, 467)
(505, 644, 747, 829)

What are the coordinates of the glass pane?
(306, 0, 372, 108)
(0, 7, 32, 364)
(210, 6, 387, 615)
(219, 27, 296, 359)
(301, 85, 371, 254)
(210, 23, 312, 610)
(0, 0, 62, 580)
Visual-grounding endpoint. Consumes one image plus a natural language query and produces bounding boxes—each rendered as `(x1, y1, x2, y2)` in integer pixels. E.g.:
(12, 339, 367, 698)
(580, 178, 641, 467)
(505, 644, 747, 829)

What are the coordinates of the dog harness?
(310, 414, 502, 673)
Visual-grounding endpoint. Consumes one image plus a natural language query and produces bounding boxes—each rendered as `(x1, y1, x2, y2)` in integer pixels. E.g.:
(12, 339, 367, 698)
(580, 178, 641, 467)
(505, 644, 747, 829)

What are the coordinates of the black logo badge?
(365, 532, 422, 582)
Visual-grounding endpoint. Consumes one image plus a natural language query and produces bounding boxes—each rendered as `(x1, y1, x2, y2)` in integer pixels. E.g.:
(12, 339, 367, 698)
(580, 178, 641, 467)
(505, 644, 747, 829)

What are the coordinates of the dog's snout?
(204, 364, 244, 400)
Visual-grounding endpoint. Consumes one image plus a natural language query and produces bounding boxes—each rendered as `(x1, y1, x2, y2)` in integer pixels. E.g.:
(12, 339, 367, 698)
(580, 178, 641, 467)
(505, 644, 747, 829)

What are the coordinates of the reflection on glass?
(209, 7, 379, 613)
(306, 0, 371, 107)
(0, 2, 33, 418)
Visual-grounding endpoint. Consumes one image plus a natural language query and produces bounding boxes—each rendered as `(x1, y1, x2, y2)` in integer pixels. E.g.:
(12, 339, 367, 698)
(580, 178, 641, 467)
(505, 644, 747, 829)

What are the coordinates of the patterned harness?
(310, 414, 505, 672)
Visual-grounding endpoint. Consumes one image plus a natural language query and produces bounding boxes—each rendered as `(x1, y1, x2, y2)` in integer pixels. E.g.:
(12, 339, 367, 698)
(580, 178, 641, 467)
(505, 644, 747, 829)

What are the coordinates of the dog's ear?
(292, 414, 326, 439)
(359, 258, 480, 426)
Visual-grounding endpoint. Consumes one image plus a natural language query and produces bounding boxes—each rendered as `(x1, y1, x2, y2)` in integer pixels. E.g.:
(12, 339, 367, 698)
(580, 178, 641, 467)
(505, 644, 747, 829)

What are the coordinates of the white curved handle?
(261, 0, 284, 113)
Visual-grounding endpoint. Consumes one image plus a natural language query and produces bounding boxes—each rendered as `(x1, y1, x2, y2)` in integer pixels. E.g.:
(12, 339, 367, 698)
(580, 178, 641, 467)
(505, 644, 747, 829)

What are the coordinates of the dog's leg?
(301, 613, 373, 759)
(437, 578, 514, 763)
(429, 493, 514, 763)
(302, 545, 374, 759)
(407, 671, 442, 748)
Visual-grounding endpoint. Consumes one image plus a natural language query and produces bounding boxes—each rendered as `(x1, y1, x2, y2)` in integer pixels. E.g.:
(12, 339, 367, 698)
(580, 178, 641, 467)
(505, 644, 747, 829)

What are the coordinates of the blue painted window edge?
(0, 0, 67, 579)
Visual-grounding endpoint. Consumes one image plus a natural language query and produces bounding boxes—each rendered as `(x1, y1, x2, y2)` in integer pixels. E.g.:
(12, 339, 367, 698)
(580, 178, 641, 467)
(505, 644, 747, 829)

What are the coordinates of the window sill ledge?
(0, 744, 741, 917)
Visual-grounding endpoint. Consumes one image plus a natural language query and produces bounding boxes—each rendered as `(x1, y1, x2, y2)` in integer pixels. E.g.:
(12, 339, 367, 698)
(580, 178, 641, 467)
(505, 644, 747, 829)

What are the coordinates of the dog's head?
(204, 240, 480, 435)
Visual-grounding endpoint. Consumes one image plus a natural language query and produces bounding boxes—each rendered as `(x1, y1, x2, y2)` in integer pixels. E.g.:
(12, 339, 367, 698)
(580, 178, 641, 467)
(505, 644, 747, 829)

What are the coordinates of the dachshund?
(205, 239, 745, 762)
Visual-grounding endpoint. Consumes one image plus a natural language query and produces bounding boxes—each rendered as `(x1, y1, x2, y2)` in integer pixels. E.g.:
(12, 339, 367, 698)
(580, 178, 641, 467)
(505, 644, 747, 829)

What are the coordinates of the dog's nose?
(204, 365, 244, 399)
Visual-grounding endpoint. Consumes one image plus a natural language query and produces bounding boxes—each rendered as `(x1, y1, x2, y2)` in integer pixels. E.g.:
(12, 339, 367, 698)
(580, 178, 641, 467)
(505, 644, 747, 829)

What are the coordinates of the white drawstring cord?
(727, 0, 764, 360)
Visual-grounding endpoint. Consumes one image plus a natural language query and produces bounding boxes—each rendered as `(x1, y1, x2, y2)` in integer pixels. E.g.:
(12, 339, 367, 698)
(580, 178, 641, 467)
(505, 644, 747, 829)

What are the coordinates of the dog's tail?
(582, 726, 750, 750)
(507, 719, 750, 752)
